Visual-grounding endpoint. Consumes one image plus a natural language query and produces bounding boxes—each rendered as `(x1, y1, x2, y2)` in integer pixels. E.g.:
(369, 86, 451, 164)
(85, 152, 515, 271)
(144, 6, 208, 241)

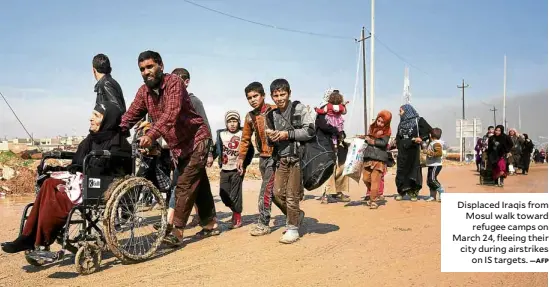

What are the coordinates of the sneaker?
(279, 229, 299, 244)
(425, 197, 436, 202)
(395, 195, 403, 201)
(250, 223, 271, 236)
(411, 196, 418, 202)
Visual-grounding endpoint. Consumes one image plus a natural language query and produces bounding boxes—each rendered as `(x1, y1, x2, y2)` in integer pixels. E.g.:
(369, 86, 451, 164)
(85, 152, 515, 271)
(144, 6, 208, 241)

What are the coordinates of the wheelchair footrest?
(26, 250, 61, 263)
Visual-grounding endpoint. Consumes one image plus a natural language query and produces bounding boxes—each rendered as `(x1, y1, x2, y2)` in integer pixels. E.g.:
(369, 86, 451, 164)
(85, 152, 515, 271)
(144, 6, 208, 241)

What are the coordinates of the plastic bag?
(342, 138, 366, 182)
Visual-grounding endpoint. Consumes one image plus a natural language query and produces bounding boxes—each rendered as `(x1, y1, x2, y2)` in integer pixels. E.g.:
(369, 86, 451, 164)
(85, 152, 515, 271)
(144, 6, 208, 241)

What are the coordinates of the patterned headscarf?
(398, 104, 420, 136)
(400, 104, 419, 121)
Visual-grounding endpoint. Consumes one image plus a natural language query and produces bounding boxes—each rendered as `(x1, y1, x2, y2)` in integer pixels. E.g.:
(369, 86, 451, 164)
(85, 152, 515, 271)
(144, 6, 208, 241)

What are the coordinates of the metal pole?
(461, 79, 465, 120)
(503, 55, 507, 129)
(490, 106, 497, 126)
(369, 0, 375, 122)
(460, 119, 463, 162)
(457, 79, 469, 161)
(473, 118, 477, 156)
(519, 104, 521, 130)
(361, 27, 368, 135)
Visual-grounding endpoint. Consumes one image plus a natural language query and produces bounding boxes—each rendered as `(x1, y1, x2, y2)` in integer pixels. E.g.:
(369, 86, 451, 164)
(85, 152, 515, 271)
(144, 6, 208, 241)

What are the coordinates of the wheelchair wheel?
(56, 208, 88, 254)
(75, 243, 102, 275)
(103, 176, 167, 263)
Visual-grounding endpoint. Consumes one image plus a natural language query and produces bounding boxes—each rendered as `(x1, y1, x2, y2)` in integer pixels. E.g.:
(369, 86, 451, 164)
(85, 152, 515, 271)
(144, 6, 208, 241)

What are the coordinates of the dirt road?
(0, 164, 547, 287)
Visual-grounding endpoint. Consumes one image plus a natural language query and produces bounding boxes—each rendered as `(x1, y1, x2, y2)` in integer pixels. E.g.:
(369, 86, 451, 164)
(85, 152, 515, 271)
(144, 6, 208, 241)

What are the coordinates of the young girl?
(314, 89, 349, 147)
(362, 110, 392, 209)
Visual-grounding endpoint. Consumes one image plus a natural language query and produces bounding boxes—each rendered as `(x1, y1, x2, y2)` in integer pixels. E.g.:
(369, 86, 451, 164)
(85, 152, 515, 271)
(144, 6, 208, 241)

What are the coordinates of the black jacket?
(95, 74, 126, 113)
(363, 136, 390, 163)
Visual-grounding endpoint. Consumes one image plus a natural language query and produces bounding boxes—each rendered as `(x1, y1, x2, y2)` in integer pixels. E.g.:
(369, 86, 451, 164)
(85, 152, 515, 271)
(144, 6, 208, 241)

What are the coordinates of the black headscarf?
(489, 125, 512, 156)
(72, 102, 124, 165)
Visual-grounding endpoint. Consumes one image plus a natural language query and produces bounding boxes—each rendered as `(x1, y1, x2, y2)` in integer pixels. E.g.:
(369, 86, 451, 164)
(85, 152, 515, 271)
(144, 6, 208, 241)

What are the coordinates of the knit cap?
(225, 110, 240, 122)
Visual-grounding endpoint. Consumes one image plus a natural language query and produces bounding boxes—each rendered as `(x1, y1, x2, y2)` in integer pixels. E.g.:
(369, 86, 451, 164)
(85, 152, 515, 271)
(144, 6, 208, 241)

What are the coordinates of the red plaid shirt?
(120, 73, 211, 159)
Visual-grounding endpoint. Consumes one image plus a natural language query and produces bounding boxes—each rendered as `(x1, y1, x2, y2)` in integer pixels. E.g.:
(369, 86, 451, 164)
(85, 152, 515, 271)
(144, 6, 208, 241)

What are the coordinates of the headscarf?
(491, 124, 512, 153)
(508, 128, 518, 137)
(398, 104, 420, 135)
(72, 101, 124, 165)
(368, 110, 392, 138)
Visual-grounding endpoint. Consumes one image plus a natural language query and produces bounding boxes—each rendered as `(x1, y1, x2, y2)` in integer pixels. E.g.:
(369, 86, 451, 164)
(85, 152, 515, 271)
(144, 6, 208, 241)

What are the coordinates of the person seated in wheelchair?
(1, 102, 131, 254)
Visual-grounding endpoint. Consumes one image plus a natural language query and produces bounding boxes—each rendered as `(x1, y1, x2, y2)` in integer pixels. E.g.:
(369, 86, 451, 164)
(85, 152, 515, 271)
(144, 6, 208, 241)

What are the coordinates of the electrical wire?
(183, 0, 356, 41)
(0, 91, 41, 150)
(184, 0, 430, 76)
(346, 41, 362, 136)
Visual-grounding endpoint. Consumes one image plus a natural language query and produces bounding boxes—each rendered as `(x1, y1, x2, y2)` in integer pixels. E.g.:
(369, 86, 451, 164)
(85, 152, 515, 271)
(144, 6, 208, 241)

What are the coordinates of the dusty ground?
(0, 164, 547, 287)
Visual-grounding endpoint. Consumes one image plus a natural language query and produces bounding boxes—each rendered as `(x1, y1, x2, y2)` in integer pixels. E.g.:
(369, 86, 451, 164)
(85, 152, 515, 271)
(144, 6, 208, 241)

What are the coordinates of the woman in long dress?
(394, 104, 432, 201)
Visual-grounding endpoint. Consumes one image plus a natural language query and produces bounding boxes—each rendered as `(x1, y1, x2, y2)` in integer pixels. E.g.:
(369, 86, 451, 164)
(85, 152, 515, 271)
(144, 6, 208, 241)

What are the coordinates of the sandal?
(369, 202, 379, 209)
(334, 192, 351, 203)
(195, 228, 221, 238)
(320, 193, 329, 204)
(162, 234, 185, 248)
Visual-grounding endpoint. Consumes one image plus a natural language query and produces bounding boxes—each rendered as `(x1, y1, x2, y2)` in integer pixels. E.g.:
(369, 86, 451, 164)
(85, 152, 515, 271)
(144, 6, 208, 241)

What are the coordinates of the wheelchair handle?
(89, 150, 111, 157)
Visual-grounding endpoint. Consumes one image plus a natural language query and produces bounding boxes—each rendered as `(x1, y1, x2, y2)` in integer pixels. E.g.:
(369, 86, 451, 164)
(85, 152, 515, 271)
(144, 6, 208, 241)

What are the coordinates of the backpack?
(267, 101, 336, 191)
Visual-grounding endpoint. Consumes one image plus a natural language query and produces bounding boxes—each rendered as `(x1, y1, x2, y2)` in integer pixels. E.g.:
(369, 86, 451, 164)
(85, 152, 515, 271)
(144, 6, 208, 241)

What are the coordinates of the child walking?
(424, 128, 444, 202)
(362, 110, 392, 209)
(214, 111, 254, 228)
(314, 89, 349, 148)
(265, 78, 315, 244)
(237, 82, 282, 237)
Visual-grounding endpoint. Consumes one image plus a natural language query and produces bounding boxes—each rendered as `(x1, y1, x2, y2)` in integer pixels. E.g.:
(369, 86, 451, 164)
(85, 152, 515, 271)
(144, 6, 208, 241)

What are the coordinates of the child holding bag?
(362, 110, 392, 209)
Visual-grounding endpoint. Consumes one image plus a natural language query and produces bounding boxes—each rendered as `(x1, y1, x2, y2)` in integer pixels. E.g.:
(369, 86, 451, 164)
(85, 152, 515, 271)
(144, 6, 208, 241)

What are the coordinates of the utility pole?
(457, 79, 469, 120)
(369, 0, 375, 123)
(503, 55, 507, 129)
(490, 106, 497, 127)
(518, 104, 521, 130)
(357, 27, 371, 134)
(457, 79, 469, 160)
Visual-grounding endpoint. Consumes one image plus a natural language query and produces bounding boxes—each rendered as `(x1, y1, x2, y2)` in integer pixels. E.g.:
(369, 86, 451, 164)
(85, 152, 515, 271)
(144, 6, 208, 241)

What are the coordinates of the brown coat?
(239, 104, 276, 159)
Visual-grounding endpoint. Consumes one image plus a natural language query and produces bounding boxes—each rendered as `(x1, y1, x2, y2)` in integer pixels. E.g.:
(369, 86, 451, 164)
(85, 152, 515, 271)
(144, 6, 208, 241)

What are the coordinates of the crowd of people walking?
(2, 50, 543, 256)
(475, 125, 543, 187)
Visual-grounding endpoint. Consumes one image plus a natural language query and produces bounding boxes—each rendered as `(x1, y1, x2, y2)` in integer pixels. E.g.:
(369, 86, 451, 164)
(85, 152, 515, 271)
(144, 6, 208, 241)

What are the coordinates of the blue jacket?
(213, 128, 255, 169)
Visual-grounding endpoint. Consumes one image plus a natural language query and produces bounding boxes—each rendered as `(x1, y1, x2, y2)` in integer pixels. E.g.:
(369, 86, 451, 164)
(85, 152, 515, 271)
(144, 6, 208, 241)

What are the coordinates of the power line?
(184, 0, 430, 76)
(183, 0, 355, 41)
(0, 90, 41, 150)
(366, 30, 429, 76)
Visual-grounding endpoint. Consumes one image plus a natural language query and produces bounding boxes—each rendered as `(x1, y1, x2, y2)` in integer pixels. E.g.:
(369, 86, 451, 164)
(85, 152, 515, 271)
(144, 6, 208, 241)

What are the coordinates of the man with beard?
(120, 51, 219, 246)
(92, 54, 126, 112)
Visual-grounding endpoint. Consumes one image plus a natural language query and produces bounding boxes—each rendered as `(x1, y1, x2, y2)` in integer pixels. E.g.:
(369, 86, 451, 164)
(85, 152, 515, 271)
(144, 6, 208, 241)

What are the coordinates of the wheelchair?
(16, 135, 168, 275)
(479, 154, 495, 185)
